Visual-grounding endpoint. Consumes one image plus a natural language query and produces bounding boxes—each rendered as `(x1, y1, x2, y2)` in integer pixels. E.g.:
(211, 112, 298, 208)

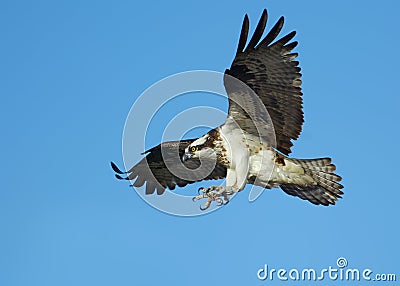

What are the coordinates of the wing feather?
(236, 15, 249, 55)
(245, 10, 268, 52)
(111, 139, 227, 195)
(225, 10, 303, 155)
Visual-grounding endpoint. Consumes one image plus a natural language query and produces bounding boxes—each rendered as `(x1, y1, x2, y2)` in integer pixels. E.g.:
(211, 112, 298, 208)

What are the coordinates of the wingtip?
(236, 14, 250, 55)
(261, 9, 268, 20)
(288, 30, 296, 38)
(111, 161, 125, 174)
(243, 14, 250, 30)
(115, 174, 126, 180)
(245, 9, 269, 52)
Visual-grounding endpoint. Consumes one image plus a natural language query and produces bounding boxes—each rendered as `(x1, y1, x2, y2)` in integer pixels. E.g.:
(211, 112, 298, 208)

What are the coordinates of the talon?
(200, 203, 209, 211)
(216, 198, 224, 206)
(223, 194, 230, 202)
(198, 187, 205, 195)
(200, 199, 212, 211)
(192, 186, 237, 209)
(192, 194, 204, 202)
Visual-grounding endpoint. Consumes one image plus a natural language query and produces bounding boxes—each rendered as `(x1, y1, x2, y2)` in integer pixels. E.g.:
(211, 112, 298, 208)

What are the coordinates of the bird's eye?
(190, 146, 197, 152)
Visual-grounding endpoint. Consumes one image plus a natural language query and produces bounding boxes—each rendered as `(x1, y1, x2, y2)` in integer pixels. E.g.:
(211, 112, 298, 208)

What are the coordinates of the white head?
(182, 133, 216, 162)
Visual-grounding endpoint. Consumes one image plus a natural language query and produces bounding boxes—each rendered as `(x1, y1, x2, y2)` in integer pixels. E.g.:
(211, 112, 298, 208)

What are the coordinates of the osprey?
(112, 9, 343, 210)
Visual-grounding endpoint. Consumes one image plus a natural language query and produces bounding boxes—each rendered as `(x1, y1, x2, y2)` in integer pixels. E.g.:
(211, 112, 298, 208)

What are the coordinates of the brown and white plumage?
(111, 139, 226, 195)
(112, 9, 344, 207)
(225, 10, 303, 155)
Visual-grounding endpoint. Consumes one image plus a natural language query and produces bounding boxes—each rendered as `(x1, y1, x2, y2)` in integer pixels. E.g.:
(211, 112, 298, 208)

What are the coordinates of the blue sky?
(1, 0, 399, 285)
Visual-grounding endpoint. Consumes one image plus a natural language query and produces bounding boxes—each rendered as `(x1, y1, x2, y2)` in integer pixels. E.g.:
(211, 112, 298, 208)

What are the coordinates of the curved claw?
(198, 187, 205, 195)
(199, 205, 207, 211)
(192, 197, 197, 202)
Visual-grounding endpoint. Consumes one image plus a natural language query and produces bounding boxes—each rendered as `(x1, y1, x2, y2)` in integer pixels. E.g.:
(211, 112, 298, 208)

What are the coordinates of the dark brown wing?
(224, 9, 303, 155)
(111, 139, 227, 195)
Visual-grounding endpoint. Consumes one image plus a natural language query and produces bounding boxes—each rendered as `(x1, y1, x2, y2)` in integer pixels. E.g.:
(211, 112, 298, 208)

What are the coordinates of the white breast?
(248, 147, 277, 186)
(220, 120, 277, 187)
(219, 119, 308, 189)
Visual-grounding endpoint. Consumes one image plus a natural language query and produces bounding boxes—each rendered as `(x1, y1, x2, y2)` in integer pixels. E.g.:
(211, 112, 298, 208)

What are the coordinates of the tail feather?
(312, 170, 342, 182)
(312, 172, 344, 194)
(291, 158, 338, 173)
(281, 157, 344, 206)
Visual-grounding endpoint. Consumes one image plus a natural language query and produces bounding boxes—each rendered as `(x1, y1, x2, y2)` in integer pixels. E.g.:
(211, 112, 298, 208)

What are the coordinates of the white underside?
(219, 119, 314, 191)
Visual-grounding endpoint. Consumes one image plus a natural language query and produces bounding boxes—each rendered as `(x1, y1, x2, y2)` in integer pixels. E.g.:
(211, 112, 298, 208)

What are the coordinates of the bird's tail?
(280, 158, 344, 206)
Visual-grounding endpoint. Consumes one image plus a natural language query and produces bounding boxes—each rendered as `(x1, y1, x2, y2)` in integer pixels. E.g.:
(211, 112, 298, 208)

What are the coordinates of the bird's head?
(182, 134, 215, 162)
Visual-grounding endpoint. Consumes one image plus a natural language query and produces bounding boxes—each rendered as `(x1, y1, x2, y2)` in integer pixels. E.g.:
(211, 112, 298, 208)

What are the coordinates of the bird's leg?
(192, 186, 239, 210)
(193, 161, 247, 210)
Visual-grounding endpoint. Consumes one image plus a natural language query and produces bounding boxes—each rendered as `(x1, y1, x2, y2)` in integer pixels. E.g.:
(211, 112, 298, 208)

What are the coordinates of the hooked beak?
(182, 153, 193, 162)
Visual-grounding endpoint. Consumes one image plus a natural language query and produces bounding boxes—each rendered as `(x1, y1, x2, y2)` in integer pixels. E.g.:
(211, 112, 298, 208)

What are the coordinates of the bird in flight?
(112, 9, 343, 210)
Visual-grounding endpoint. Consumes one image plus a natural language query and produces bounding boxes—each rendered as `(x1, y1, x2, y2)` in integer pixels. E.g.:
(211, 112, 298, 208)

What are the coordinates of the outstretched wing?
(224, 9, 303, 155)
(111, 139, 227, 195)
